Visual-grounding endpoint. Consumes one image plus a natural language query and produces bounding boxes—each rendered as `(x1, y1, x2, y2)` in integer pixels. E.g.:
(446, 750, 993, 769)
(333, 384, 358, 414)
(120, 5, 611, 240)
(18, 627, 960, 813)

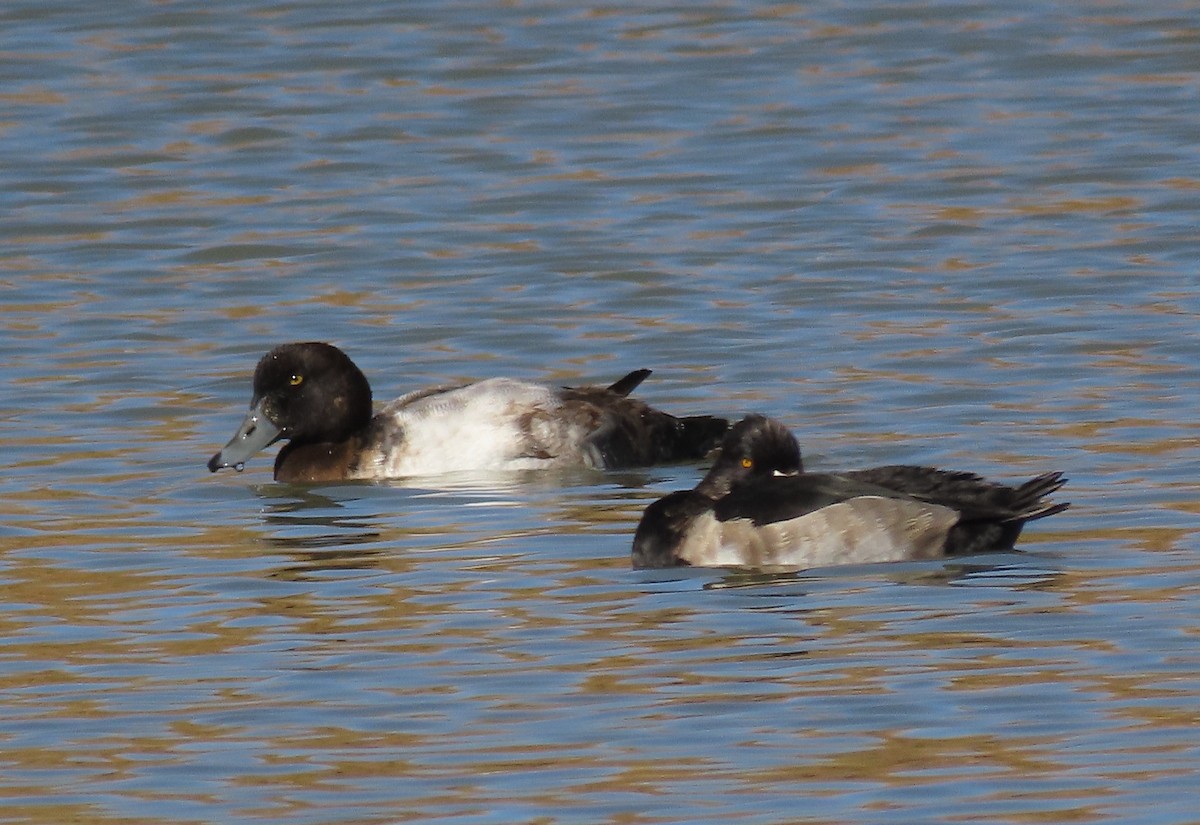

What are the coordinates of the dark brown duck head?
(207, 342, 373, 476)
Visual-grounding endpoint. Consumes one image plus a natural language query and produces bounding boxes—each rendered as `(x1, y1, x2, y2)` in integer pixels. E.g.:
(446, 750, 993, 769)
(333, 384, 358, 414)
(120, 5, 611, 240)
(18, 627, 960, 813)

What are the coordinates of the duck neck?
(695, 472, 734, 500)
(274, 436, 365, 483)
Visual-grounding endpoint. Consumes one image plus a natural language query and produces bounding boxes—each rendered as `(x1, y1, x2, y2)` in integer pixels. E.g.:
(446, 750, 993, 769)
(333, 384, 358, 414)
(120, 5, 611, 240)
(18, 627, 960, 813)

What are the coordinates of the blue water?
(2, 1, 1199, 822)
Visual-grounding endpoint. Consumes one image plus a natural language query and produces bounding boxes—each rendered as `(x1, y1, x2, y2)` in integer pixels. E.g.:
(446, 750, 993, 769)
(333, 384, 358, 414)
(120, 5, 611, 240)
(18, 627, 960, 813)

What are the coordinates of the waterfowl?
(632, 415, 1069, 570)
(207, 342, 729, 483)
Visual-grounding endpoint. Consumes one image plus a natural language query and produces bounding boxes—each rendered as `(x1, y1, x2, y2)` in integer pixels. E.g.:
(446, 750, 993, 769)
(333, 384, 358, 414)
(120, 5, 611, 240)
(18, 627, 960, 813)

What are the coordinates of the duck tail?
(606, 369, 652, 397)
(1008, 471, 1070, 522)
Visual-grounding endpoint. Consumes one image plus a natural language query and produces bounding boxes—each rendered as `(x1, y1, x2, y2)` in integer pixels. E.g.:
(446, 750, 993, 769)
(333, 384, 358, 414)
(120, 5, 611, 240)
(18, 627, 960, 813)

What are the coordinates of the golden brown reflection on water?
(0, 441, 1195, 820)
(3, 0, 1200, 820)
(2, 287, 1197, 823)
(0, 475, 1196, 822)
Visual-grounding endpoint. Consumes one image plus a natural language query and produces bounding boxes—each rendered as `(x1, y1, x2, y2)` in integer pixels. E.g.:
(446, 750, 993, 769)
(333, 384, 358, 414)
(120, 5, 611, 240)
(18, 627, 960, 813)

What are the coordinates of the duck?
(207, 342, 730, 483)
(632, 414, 1069, 570)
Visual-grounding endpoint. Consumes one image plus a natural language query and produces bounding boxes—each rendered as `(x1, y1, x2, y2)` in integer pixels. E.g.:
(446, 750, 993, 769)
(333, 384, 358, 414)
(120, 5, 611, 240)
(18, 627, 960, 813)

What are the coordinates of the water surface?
(2, 1, 1199, 823)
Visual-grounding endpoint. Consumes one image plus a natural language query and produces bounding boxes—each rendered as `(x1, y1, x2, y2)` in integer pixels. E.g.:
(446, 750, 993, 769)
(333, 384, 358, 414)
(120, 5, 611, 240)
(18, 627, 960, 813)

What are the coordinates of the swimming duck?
(632, 415, 1069, 569)
(207, 342, 729, 483)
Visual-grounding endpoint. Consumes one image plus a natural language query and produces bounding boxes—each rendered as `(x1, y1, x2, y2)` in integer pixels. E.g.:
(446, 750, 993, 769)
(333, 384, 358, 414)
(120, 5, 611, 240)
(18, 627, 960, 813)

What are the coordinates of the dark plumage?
(207, 342, 729, 483)
(632, 415, 1069, 570)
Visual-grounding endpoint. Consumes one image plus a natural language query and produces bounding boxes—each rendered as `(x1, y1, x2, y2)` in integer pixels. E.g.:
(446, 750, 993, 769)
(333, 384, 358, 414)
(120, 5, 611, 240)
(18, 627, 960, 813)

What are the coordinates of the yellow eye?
(740, 457, 753, 469)
(289, 374, 304, 386)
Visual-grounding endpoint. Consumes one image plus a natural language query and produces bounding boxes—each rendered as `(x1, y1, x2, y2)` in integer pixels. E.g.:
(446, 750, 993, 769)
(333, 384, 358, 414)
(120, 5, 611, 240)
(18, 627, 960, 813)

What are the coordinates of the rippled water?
(3, 1, 1200, 822)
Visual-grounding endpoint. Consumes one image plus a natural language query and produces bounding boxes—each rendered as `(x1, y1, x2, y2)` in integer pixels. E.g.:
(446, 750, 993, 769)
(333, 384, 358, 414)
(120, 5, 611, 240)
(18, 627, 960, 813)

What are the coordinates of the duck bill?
(207, 398, 282, 472)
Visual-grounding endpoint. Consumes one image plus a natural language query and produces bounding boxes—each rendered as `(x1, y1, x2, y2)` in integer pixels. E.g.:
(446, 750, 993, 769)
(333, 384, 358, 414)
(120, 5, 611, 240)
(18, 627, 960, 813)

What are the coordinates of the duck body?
(207, 342, 729, 483)
(632, 415, 1069, 570)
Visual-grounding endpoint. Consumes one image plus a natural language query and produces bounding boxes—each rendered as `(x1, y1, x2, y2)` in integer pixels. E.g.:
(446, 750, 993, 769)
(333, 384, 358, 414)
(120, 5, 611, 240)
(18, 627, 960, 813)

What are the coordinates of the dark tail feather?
(1007, 471, 1070, 522)
(947, 471, 1068, 555)
(607, 369, 652, 397)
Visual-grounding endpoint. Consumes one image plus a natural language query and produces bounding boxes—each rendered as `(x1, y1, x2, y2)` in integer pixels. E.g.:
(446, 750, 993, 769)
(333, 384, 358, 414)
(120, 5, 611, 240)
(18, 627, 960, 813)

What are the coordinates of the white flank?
(350, 378, 564, 478)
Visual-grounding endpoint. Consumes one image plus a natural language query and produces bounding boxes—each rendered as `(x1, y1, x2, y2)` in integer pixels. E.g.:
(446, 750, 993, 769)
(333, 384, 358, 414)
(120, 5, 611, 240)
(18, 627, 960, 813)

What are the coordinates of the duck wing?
(650, 475, 960, 568)
(843, 466, 1069, 555)
(559, 375, 728, 468)
(844, 466, 1069, 522)
(712, 472, 920, 526)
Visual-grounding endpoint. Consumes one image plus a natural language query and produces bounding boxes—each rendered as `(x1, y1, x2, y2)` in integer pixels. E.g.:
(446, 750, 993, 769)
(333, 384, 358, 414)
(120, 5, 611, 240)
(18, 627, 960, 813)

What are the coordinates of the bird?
(207, 342, 729, 483)
(632, 414, 1069, 569)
